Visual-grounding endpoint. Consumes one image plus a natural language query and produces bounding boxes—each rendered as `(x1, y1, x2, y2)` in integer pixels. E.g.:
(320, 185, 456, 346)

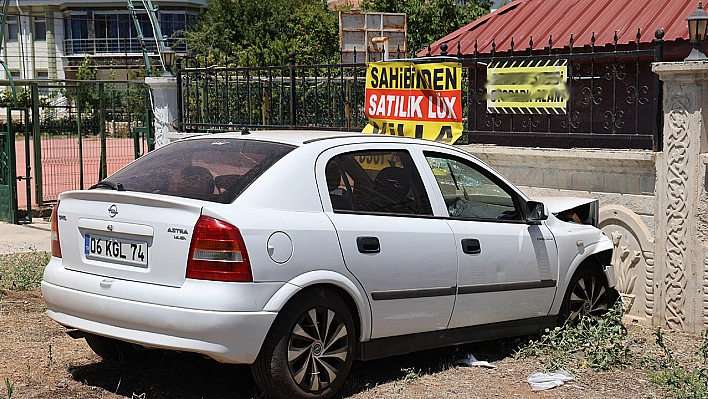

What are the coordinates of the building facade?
(2, 0, 204, 81)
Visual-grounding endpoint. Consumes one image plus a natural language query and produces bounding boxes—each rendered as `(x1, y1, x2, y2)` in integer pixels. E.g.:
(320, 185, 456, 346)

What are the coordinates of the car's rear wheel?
(251, 288, 355, 399)
(560, 266, 615, 322)
(84, 333, 144, 362)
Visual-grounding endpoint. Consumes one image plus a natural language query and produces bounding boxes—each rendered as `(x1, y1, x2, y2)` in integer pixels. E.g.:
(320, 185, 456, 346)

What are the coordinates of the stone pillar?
(652, 62, 708, 333)
(145, 76, 179, 148)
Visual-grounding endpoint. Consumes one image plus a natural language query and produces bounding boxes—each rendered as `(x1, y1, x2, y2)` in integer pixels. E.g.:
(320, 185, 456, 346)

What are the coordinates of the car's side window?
(326, 150, 433, 216)
(424, 153, 520, 220)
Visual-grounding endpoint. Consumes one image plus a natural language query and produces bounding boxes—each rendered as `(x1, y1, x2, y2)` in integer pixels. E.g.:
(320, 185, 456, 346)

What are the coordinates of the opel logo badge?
(108, 204, 118, 218)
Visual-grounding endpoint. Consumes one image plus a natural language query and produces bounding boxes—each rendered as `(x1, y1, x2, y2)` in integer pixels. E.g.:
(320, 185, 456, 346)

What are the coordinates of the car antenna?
(240, 127, 250, 135)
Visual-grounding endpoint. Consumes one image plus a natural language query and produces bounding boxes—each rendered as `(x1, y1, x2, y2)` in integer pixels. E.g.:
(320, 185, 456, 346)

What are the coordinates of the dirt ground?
(0, 289, 701, 399)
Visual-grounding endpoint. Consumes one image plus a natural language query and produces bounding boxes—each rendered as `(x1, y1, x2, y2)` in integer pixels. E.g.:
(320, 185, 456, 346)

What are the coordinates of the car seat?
(371, 166, 413, 213)
(181, 165, 215, 199)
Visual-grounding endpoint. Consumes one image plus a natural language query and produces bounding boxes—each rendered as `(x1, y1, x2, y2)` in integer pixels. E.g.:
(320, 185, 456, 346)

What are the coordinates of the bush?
(0, 251, 50, 291)
(515, 302, 631, 372)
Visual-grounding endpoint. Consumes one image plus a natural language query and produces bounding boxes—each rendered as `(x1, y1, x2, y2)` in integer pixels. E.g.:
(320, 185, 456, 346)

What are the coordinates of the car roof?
(189, 130, 449, 148)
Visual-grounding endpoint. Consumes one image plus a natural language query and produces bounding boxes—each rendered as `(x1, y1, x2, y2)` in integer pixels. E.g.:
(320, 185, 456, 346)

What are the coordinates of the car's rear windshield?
(100, 138, 296, 203)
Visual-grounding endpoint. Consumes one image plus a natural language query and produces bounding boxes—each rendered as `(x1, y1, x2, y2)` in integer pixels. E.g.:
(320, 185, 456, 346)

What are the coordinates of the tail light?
(187, 216, 252, 282)
(50, 202, 62, 258)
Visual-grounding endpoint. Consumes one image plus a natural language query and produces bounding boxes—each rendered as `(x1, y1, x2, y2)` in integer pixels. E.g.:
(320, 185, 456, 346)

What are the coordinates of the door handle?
(357, 236, 380, 253)
(461, 238, 481, 254)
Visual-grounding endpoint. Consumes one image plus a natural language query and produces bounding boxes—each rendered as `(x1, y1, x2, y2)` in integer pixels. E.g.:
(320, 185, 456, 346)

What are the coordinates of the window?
(64, 14, 88, 54)
(7, 19, 17, 42)
(37, 71, 48, 79)
(65, 15, 88, 39)
(34, 17, 46, 41)
(326, 150, 432, 215)
(106, 138, 295, 203)
(160, 13, 185, 38)
(160, 12, 192, 50)
(95, 13, 138, 52)
(425, 153, 519, 220)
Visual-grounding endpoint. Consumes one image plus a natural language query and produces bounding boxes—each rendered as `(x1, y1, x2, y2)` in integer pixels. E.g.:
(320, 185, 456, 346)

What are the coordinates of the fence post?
(176, 58, 183, 131)
(99, 82, 107, 181)
(22, 109, 31, 223)
(653, 29, 664, 152)
(4, 108, 18, 224)
(145, 76, 179, 147)
(31, 83, 42, 207)
(289, 52, 296, 126)
(77, 88, 84, 190)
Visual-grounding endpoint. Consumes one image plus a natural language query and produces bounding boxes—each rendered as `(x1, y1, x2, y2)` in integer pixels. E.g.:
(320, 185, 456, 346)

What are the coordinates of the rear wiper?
(89, 180, 126, 191)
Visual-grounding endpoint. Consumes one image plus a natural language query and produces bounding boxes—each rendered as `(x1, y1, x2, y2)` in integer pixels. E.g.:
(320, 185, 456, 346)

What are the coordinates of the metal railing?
(63, 38, 186, 56)
(438, 29, 665, 150)
(178, 54, 370, 133)
(177, 30, 664, 150)
(31, 80, 154, 204)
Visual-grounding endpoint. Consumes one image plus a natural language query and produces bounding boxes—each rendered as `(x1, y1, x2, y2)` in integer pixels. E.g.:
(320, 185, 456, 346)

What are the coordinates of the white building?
(2, 0, 204, 80)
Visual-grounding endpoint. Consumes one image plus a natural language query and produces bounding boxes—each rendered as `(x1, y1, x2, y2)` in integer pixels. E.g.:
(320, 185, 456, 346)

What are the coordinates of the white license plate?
(84, 233, 148, 267)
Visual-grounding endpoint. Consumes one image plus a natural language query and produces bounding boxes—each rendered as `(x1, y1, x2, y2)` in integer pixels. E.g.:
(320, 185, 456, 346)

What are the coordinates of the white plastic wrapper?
(456, 354, 496, 369)
(527, 369, 575, 390)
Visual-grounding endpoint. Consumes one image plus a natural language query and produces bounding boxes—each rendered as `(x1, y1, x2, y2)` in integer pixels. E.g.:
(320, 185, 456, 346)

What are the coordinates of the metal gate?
(0, 108, 20, 223)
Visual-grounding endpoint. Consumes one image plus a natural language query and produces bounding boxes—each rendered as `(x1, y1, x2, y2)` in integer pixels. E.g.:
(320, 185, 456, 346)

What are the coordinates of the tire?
(84, 333, 144, 362)
(251, 288, 355, 399)
(559, 266, 616, 322)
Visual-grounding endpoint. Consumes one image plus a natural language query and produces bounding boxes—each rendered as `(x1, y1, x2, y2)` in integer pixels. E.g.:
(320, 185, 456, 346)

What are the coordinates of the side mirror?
(526, 201, 548, 225)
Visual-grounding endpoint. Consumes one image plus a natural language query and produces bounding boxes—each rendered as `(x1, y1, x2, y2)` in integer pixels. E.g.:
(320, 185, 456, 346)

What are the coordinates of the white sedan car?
(43, 130, 616, 399)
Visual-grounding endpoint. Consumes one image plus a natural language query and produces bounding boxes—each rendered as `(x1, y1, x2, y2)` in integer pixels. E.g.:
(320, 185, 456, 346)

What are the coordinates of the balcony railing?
(63, 38, 186, 56)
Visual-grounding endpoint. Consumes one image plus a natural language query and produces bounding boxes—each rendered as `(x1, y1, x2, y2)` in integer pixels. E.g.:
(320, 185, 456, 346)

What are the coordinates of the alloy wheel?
(287, 307, 350, 393)
(568, 274, 609, 319)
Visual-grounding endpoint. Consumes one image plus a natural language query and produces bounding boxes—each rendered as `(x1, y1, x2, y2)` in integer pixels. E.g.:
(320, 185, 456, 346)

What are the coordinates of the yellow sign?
(486, 60, 569, 114)
(362, 61, 463, 144)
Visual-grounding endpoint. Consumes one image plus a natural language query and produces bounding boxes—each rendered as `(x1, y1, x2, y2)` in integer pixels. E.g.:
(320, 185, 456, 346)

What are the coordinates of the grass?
(515, 302, 631, 372)
(0, 251, 49, 399)
(0, 251, 50, 291)
(647, 328, 708, 399)
(0, 377, 13, 399)
(514, 300, 708, 398)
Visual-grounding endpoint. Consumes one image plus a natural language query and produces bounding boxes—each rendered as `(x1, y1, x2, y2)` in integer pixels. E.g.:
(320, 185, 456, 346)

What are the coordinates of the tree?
(183, 0, 340, 66)
(359, 0, 492, 55)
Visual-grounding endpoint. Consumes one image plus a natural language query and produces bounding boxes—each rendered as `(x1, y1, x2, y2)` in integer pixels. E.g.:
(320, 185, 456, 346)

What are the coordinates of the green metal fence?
(33, 80, 154, 206)
(0, 80, 154, 223)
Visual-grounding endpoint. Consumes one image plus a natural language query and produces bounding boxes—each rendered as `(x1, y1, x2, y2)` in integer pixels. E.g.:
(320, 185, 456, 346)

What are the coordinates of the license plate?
(84, 233, 148, 267)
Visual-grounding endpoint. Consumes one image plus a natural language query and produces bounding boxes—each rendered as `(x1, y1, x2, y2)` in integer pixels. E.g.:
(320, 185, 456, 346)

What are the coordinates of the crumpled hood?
(532, 196, 599, 227)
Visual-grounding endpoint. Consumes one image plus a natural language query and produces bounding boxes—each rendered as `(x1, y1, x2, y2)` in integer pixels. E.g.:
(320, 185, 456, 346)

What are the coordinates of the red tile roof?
(420, 0, 695, 56)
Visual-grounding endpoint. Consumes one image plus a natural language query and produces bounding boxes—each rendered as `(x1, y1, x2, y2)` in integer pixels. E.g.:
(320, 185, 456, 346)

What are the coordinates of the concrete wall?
(459, 144, 657, 325)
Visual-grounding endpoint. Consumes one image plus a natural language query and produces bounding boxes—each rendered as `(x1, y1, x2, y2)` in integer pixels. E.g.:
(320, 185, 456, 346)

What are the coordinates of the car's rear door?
(318, 145, 457, 339)
(420, 150, 559, 327)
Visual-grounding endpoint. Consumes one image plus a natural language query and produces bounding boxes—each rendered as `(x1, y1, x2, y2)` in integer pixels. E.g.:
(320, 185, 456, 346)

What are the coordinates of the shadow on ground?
(70, 336, 532, 398)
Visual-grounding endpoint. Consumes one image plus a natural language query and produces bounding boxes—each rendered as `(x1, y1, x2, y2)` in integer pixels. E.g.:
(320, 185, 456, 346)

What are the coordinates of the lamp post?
(685, 2, 708, 61)
(161, 46, 176, 76)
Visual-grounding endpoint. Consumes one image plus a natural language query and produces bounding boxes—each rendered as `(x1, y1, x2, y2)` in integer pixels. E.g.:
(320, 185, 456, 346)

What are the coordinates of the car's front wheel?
(560, 266, 616, 322)
(251, 288, 355, 399)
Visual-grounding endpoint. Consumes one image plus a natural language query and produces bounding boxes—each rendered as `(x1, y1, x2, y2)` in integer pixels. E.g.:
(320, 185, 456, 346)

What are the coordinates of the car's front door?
(319, 147, 458, 339)
(421, 152, 559, 328)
